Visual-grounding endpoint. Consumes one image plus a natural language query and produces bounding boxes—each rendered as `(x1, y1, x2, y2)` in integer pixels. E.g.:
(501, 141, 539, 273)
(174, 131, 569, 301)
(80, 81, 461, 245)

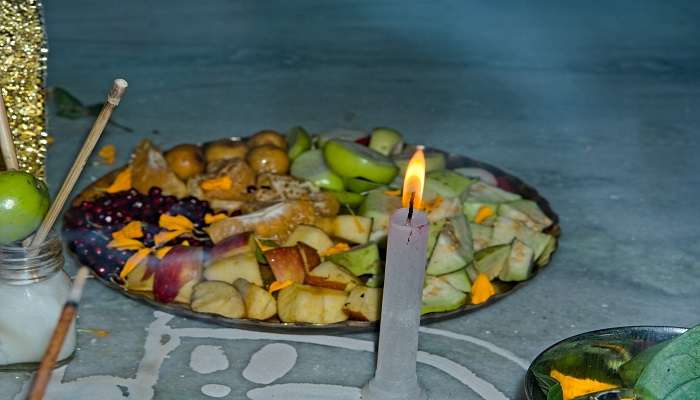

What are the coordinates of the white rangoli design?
(12, 311, 527, 399)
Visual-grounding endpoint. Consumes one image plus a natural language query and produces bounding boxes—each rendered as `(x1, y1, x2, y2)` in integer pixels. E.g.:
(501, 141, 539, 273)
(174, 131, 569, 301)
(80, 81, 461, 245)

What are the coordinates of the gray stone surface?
(1, 1, 699, 399)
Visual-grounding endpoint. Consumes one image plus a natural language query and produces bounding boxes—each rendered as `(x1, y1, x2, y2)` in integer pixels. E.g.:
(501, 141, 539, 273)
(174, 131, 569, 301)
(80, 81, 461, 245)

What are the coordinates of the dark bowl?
(524, 326, 687, 400)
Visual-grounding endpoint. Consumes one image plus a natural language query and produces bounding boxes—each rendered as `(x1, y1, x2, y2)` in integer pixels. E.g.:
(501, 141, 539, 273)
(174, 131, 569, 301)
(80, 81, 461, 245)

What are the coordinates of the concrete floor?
(1, 1, 699, 399)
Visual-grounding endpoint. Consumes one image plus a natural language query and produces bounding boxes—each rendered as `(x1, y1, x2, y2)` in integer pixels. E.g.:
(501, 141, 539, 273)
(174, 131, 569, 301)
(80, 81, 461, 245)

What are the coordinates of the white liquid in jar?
(0, 270, 76, 366)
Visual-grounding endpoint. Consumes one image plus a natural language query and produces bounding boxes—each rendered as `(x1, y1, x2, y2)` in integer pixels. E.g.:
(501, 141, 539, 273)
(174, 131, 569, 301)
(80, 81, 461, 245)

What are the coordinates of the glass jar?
(0, 232, 76, 370)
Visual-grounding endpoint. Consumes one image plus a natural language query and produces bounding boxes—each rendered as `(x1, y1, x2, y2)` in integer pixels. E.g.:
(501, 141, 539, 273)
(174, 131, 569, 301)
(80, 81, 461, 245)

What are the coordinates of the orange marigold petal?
(200, 176, 233, 191)
(108, 236, 145, 251)
(470, 273, 496, 304)
(155, 246, 173, 260)
(114, 221, 143, 239)
(320, 242, 351, 257)
(549, 369, 618, 400)
(106, 167, 132, 193)
(268, 280, 294, 294)
(98, 144, 116, 165)
(204, 213, 228, 225)
(154, 229, 188, 246)
(423, 195, 444, 212)
(474, 206, 495, 224)
(119, 248, 152, 279)
(159, 214, 194, 232)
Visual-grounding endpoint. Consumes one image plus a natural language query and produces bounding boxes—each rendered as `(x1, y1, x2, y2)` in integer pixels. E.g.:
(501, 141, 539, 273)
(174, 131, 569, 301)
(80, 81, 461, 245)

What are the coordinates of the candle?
(363, 147, 429, 400)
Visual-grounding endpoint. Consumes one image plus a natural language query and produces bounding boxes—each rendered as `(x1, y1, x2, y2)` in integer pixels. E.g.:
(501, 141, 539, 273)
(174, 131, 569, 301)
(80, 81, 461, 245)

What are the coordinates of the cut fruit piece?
(329, 191, 365, 208)
(233, 278, 277, 320)
(498, 239, 534, 282)
(427, 219, 447, 259)
(369, 127, 403, 156)
(465, 181, 521, 203)
(364, 274, 384, 288)
(491, 216, 556, 265)
(469, 223, 493, 252)
(424, 169, 474, 199)
(287, 126, 312, 161)
(463, 202, 499, 225)
(344, 177, 383, 193)
(205, 200, 317, 243)
(437, 268, 471, 293)
(284, 224, 334, 253)
(317, 129, 368, 148)
(154, 246, 203, 304)
(359, 188, 401, 240)
(290, 149, 345, 192)
(421, 275, 467, 314)
(297, 242, 322, 273)
(206, 233, 254, 264)
(394, 150, 446, 176)
(131, 140, 188, 197)
(426, 226, 469, 275)
(427, 196, 463, 222)
(325, 243, 381, 277)
(323, 139, 399, 184)
(190, 281, 246, 319)
(474, 244, 511, 280)
(499, 199, 552, 231)
(305, 261, 361, 291)
(277, 283, 349, 324)
(124, 256, 156, 292)
(453, 167, 498, 187)
(204, 252, 263, 286)
(331, 215, 372, 245)
(264, 246, 306, 283)
(344, 286, 382, 321)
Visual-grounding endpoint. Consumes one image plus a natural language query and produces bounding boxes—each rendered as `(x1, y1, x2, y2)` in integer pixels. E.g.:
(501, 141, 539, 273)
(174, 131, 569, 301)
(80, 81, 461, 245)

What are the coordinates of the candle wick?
(407, 192, 415, 223)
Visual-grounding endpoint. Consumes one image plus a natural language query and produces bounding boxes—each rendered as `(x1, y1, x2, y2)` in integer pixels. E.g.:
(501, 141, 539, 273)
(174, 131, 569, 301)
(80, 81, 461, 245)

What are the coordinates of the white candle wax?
(363, 207, 429, 400)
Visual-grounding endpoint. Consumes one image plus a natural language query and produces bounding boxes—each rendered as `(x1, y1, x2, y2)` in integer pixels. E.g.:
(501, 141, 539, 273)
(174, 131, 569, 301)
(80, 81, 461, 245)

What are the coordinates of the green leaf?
(635, 325, 700, 399)
(533, 370, 564, 400)
(619, 341, 670, 387)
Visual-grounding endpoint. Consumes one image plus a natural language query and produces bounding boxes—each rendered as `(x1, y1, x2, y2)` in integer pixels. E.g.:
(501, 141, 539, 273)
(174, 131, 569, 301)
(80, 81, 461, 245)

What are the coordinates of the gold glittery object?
(0, 0, 48, 176)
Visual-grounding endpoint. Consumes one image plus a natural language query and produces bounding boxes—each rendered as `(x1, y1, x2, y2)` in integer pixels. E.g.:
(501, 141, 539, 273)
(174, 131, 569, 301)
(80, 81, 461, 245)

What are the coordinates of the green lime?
(290, 149, 345, 192)
(0, 171, 50, 245)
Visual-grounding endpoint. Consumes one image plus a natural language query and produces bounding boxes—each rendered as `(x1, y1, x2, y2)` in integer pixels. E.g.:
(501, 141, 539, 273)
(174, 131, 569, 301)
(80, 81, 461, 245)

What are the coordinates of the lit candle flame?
(402, 146, 426, 209)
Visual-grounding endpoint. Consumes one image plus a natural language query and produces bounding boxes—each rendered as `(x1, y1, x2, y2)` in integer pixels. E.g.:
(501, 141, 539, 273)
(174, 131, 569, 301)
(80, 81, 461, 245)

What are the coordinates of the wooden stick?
(0, 89, 19, 170)
(29, 79, 128, 247)
(27, 267, 91, 400)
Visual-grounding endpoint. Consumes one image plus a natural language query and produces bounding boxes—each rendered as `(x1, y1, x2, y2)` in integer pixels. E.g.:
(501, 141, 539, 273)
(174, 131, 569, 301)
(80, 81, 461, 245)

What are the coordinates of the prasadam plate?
(64, 130, 560, 333)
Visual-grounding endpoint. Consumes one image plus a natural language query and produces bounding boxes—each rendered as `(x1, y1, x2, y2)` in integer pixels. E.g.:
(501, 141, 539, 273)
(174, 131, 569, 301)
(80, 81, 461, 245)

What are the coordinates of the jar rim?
(0, 230, 60, 253)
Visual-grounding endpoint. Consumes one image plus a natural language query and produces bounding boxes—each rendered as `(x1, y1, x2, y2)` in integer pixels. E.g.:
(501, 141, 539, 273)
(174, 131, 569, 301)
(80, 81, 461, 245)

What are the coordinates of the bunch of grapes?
(64, 187, 213, 278)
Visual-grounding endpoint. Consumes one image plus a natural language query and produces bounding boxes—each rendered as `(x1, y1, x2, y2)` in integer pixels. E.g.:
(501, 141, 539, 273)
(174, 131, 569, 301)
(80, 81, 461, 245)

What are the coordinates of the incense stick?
(0, 89, 19, 170)
(27, 267, 91, 400)
(29, 79, 128, 247)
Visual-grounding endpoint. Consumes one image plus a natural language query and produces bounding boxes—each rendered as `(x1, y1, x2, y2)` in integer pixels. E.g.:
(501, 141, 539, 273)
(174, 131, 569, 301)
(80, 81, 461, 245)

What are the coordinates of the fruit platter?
(64, 127, 560, 332)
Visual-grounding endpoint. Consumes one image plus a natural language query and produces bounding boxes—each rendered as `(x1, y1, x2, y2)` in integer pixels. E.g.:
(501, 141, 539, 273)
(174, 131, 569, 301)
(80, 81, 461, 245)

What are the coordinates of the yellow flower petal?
(550, 369, 618, 400)
(154, 229, 188, 246)
(114, 221, 143, 239)
(268, 280, 294, 294)
(470, 273, 496, 304)
(119, 248, 152, 279)
(105, 167, 132, 194)
(319, 242, 350, 257)
(205, 213, 228, 225)
(159, 214, 194, 232)
(423, 195, 443, 212)
(108, 235, 145, 251)
(474, 206, 495, 224)
(155, 246, 173, 260)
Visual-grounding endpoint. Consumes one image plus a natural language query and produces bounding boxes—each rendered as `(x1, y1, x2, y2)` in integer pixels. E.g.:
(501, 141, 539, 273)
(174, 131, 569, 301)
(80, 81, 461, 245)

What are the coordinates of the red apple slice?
(264, 246, 305, 283)
(154, 246, 203, 303)
(206, 232, 253, 264)
(297, 242, 321, 273)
